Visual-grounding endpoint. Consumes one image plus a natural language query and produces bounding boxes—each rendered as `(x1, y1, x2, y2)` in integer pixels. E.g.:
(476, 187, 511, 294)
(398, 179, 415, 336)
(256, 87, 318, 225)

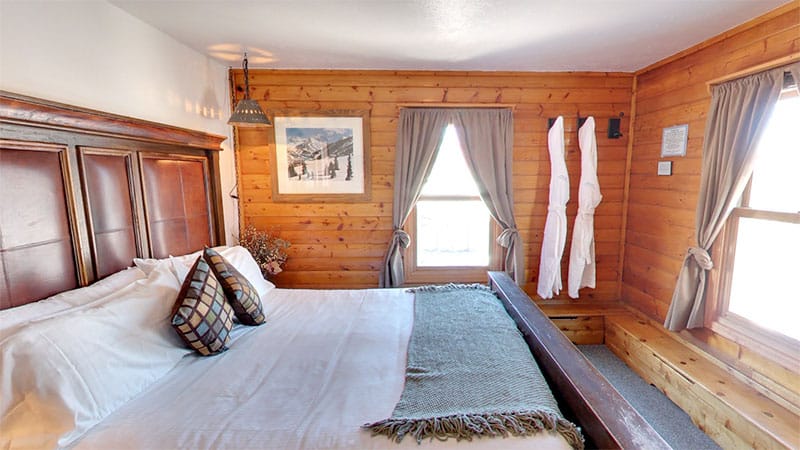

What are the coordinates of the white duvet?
(71, 288, 571, 450)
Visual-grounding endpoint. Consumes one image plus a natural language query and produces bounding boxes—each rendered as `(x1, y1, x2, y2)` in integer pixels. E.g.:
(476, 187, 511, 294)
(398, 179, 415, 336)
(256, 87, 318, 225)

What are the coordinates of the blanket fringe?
(364, 411, 584, 450)
(406, 283, 493, 294)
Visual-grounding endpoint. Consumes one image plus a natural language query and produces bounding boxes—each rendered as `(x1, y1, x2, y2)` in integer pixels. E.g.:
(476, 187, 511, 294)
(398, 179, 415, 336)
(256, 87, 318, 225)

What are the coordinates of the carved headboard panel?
(0, 142, 79, 308)
(0, 92, 227, 309)
(141, 154, 214, 259)
(80, 149, 139, 279)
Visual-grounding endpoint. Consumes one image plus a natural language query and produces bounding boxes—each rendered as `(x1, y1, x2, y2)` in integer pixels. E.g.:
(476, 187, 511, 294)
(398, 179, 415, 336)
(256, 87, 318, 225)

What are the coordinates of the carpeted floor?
(578, 345, 721, 450)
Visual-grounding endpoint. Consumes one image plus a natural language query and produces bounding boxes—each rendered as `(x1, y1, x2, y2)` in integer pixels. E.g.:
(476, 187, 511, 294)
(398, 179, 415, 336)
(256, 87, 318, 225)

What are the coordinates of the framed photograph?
(271, 110, 371, 202)
(661, 124, 689, 157)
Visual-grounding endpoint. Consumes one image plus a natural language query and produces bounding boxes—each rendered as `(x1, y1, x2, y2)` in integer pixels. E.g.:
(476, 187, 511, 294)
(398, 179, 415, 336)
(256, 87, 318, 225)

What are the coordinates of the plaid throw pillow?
(203, 247, 266, 326)
(171, 256, 234, 355)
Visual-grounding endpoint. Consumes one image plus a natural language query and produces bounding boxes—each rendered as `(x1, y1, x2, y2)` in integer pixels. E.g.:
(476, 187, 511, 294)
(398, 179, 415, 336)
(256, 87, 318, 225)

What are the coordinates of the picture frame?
(270, 110, 371, 202)
(660, 124, 689, 157)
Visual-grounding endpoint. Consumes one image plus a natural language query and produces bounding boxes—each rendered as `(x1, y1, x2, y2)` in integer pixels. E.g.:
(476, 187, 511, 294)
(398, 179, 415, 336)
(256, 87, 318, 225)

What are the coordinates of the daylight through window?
(415, 125, 492, 267)
(719, 90, 800, 342)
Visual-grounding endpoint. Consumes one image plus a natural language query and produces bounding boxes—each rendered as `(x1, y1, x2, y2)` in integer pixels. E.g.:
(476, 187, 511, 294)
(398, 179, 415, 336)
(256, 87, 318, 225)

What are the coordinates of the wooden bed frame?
(489, 272, 669, 449)
(0, 92, 668, 449)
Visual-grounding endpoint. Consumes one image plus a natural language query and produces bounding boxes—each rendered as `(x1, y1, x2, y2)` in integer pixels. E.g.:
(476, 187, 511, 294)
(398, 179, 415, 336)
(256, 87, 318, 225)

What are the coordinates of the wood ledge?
(537, 301, 629, 317)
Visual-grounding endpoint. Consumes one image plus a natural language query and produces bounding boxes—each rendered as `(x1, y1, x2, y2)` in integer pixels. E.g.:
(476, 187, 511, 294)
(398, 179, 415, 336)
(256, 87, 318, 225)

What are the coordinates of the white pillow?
(218, 246, 275, 298)
(0, 263, 190, 449)
(167, 246, 275, 298)
(0, 266, 146, 341)
(133, 246, 228, 276)
(169, 255, 195, 284)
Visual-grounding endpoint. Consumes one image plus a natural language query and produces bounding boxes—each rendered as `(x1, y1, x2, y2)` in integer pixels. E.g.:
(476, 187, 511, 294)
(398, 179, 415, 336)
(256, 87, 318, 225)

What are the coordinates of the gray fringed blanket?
(365, 284, 584, 449)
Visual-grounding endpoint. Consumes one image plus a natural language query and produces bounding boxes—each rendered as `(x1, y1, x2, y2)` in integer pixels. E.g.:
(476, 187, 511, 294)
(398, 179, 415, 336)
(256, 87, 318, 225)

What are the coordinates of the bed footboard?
(488, 272, 670, 450)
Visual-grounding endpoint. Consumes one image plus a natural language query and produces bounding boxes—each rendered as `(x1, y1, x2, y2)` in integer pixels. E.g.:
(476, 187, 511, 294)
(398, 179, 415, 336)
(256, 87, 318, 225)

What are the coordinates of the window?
(709, 88, 800, 354)
(404, 125, 500, 284)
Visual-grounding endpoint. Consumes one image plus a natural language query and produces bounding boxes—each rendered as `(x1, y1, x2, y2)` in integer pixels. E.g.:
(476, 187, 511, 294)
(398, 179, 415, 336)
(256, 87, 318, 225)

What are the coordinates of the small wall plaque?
(661, 124, 688, 157)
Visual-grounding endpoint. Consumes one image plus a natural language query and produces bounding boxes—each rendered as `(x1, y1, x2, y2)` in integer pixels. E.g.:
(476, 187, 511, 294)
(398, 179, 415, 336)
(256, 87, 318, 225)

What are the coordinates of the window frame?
(705, 89, 800, 365)
(404, 201, 502, 285)
(402, 125, 503, 285)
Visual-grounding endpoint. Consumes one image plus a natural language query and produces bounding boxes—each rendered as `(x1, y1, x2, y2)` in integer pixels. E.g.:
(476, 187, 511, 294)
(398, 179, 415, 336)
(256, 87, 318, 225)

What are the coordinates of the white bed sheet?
(73, 288, 572, 450)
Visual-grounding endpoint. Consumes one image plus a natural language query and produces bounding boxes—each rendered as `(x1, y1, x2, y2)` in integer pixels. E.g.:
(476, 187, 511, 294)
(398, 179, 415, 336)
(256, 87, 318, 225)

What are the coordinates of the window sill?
(403, 266, 496, 286)
(700, 314, 800, 374)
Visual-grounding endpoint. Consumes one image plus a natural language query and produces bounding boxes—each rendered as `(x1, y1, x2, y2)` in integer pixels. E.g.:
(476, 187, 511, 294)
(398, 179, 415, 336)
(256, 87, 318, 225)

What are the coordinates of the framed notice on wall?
(661, 124, 689, 157)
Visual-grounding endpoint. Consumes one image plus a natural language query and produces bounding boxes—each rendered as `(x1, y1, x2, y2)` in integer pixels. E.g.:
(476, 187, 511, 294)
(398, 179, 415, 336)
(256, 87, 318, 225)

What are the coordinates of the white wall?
(0, 0, 239, 244)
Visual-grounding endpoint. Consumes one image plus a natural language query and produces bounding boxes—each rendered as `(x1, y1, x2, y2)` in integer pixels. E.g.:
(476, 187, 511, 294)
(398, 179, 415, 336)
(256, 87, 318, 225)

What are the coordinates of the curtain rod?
(706, 53, 799, 92)
(398, 103, 516, 110)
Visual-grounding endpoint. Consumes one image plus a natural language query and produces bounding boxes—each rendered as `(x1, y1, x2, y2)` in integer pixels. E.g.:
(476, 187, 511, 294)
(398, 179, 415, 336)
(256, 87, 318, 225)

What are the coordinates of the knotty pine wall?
(232, 70, 633, 300)
(621, 2, 799, 401)
(622, 2, 799, 321)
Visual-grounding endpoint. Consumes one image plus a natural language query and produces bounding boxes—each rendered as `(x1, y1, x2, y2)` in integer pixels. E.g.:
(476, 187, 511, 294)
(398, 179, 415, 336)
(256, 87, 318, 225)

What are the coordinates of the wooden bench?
(604, 313, 800, 449)
(534, 301, 799, 449)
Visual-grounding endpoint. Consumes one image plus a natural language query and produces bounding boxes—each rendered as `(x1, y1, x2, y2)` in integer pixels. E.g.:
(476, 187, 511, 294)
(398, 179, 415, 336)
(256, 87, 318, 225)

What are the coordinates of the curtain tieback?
(547, 205, 566, 213)
(393, 229, 411, 249)
(686, 247, 713, 270)
(496, 228, 519, 247)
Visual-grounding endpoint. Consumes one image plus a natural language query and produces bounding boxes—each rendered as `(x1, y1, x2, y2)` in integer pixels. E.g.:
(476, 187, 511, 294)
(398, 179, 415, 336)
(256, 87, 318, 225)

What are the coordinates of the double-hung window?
(404, 124, 500, 284)
(708, 86, 800, 357)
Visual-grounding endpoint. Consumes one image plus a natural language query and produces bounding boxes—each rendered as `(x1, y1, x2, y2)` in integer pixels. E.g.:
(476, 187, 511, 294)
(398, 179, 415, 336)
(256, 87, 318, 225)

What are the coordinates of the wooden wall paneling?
(78, 148, 140, 278)
(233, 70, 635, 296)
(0, 141, 81, 308)
(550, 316, 605, 345)
(619, 0, 800, 427)
(622, 1, 799, 323)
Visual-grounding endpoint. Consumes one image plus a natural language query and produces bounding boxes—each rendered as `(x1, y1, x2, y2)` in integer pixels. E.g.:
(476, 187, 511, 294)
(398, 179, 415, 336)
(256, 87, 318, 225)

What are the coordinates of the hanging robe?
(536, 116, 569, 299)
(568, 117, 603, 298)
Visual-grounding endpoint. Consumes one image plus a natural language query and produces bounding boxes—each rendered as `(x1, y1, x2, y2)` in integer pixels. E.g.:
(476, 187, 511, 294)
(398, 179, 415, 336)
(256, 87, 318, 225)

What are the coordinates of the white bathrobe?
(568, 117, 602, 298)
(536, 116, 569, 300)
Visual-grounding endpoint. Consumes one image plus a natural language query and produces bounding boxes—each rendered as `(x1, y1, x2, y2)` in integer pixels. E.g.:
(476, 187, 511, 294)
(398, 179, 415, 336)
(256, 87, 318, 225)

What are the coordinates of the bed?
(0, 92, 669, 449)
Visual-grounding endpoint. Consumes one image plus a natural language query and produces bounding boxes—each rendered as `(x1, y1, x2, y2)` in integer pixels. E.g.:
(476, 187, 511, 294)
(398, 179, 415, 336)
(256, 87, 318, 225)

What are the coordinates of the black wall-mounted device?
(608, 118, 622, 139)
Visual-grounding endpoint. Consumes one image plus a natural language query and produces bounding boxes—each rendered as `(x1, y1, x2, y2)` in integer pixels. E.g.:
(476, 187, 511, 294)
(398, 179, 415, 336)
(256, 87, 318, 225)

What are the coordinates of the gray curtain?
(451, 109, 522, 284)
(379, 108, 451, 287)
(664, 65, 791, 331)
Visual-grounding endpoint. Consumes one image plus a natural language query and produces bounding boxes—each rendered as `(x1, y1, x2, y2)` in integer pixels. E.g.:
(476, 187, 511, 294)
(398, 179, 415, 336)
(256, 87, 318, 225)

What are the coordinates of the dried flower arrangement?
(238, 225, 290, 278)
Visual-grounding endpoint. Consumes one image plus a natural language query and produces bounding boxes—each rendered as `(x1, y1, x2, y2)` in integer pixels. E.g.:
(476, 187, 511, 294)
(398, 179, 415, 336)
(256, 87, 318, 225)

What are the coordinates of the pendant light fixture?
(228, 52, 271, 127)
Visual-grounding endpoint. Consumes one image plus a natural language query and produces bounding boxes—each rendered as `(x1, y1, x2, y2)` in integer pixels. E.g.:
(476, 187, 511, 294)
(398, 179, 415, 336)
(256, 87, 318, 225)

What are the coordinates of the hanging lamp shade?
(228, 52, 271, 127)
(229, 98, 270, 127)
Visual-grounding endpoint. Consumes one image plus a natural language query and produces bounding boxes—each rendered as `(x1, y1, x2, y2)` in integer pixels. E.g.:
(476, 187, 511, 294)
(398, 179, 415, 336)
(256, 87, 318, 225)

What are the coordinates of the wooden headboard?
(0, 92, 227, 309)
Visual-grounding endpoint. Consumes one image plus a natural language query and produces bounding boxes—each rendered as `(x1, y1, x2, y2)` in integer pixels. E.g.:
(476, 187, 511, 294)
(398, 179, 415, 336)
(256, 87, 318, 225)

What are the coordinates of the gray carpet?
(579, 345, 721, 450)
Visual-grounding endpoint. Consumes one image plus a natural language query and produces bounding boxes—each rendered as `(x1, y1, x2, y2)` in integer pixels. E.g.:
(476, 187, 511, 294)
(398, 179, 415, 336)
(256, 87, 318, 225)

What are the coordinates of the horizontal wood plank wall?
(232, 70, 633, 299)
(622, 1, 799, 321)
(621, 1, 799, 405)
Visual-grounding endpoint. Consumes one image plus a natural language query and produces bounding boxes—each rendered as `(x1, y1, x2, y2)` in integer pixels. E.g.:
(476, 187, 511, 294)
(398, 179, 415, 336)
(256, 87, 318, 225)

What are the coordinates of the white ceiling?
(111, 0, 789, 72)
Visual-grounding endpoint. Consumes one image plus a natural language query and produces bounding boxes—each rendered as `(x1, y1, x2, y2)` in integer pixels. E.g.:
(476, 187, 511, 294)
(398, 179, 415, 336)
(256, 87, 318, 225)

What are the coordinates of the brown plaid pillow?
(171, 256, 234, 355)
(203, 247, 266, 326)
